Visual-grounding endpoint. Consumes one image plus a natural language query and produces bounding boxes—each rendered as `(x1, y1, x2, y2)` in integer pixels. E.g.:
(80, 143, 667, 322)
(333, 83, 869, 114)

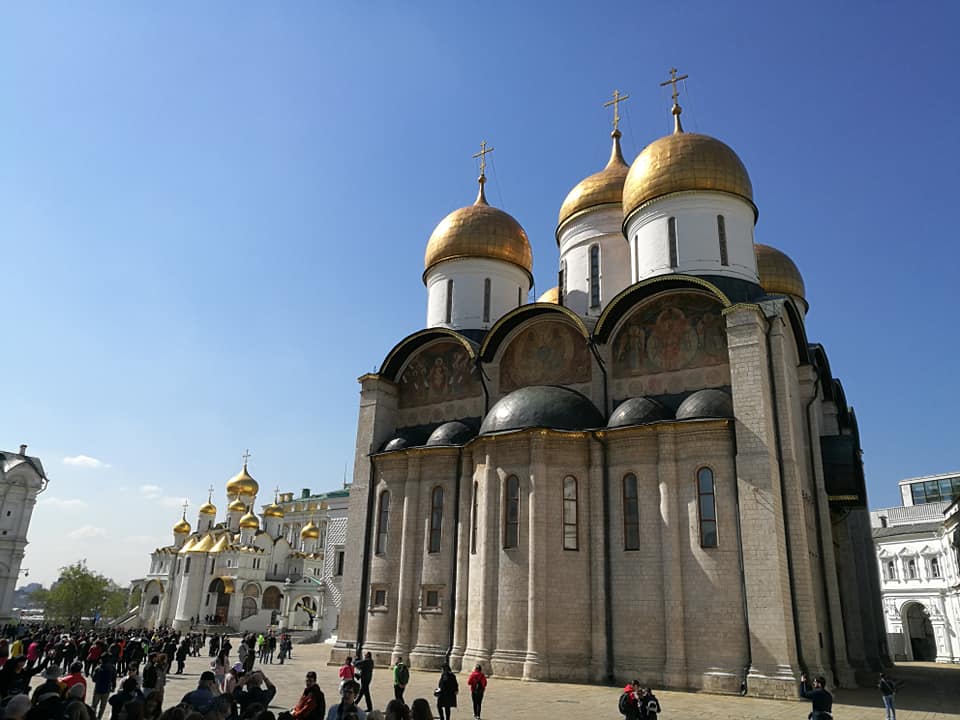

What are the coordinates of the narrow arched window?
(668, 216, 678, 268)
(184, 557, 191, 574)
(717, 215, 728, 266)
(589, 244, 601, 308)
(504, 475, 520, 549)
(908, 558, 917, 579)
(559, 260, 566, 300)
(375, 490, 390, 555)
(429, 486, 443, 553)
(623, 473, 640, 550)
(470, 482, 479, 554)
(931, 557, 941, 578)
(445, 279, 454, 324)
(482, 278, 491, 323)
(697, 467, 718, 548)
(563, 476, 578, 550)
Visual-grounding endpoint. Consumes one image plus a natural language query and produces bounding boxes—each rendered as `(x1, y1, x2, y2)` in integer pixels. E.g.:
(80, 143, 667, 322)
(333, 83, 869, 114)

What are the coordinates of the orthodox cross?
(603, 89, 630, 132)
(274, 485, 281, 502)
(181, 499, 189, 516)
(659, 67, 689, 105)
(242, 448, 251, 465)
(472, 140, 494, 177)
(207, 485, 214, 501)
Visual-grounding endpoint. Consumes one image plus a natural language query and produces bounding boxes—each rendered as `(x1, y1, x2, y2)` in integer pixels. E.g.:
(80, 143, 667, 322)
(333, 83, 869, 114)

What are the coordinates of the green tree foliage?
(33, 561, 130, 625)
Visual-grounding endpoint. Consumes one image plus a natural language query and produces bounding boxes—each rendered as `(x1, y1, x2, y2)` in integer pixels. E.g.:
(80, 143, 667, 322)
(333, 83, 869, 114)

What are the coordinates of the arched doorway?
(241, 583, 260, 621)
(208, 579, 232, 625)
(262, 586, 282, 626)
(903, 602, 936, 661)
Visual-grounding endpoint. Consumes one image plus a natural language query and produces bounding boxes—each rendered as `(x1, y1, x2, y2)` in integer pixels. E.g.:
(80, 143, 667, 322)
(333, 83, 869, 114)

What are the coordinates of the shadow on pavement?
(834, 663, 960, 715)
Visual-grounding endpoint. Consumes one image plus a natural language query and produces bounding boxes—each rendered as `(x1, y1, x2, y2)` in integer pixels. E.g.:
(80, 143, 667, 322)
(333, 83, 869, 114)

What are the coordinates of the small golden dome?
(300, 521, 320, 539)
(537, 286, 560, 304)
(263, 502, 284, 518)
(239, 511, 259, 530)
(424, 179, 533, 281)
(755, 243, 806, 304)
(557, 131, 629, 231)
(228, 497, 246, 513)
(173, 517, 191, 534)
(198, 501, 217, 516)
(623, 127, 754, 224)
(226, 462, 259, 497)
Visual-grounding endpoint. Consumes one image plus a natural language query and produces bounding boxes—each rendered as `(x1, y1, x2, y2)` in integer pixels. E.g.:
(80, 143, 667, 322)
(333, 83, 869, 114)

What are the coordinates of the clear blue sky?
(3, 2, 958, 585)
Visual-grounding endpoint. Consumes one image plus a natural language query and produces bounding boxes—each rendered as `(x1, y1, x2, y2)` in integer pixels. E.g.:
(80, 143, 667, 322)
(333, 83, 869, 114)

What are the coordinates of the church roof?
(480, 385, 604, 434)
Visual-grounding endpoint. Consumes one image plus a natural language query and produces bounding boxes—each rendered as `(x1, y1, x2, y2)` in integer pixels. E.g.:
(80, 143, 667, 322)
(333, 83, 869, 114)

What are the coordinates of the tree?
(34, 561, 130, 626)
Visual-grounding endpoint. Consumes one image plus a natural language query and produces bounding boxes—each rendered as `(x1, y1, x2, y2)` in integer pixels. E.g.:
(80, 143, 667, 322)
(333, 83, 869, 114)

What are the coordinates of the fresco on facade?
(612, 294, 727, 377)
(398, 341, 482, 408)
(500, 320, 591, 392)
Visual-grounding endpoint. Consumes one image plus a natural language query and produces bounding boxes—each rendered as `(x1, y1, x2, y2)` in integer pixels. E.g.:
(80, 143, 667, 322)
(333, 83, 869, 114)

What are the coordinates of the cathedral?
(334, 78, 886, 698)
(134, 461, 350, 640)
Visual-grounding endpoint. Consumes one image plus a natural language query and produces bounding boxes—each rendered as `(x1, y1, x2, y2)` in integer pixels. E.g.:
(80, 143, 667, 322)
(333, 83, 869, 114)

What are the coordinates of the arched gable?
(593, 274, 732, 344)
(380, 328, 478, 381)
(781, 299, 811, 365)
(479, 303, 589, 362)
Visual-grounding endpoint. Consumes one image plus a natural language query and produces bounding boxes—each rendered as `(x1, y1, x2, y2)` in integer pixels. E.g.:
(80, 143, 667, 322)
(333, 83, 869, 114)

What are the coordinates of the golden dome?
(623, 121, 754, 224)
(239, 511, 259, 530)
(226, 462, 258, 497)
(537, 286, 560, 304)
(300, 521, 320, 539)
(228, 497, 247, 513)
(557, 131, 629, 231)
(263, 502, 284, 518)
(198, 501, 217, 516)
(755, 243, 806, 304)
(423, 179, 533, 281)
(173, 516, 191, 534)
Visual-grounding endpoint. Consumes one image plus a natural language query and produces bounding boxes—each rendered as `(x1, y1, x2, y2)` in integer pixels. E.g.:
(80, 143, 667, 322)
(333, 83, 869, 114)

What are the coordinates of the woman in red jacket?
(466, 664, 487, 720)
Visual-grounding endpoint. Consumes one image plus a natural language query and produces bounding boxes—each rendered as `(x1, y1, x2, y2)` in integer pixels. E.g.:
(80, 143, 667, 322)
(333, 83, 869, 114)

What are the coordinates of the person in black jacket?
(435, 664, 458, 720)
(353, 653, 374, 713)
(800, 673, 833, 720)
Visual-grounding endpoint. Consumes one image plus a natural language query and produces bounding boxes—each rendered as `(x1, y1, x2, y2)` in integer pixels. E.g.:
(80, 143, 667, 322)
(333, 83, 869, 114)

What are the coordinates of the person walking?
(175, 640, 189, 675)
(392, 658, 409, 703)
(466, 665, 486, 720)
(800, 673, 833, 720)
(435, 663, 458, 720)
(354, 652, 374, 713)
(91, 657, 117, 720)
(879, 672, 903, 720)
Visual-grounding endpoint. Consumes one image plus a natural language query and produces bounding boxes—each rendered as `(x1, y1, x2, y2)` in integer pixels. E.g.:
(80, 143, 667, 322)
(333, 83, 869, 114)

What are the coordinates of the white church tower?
(0, 446, 47, 622)
(423, 142, 533, 332)
(622, 70, 759, 287)
(555, 92, 632, 316)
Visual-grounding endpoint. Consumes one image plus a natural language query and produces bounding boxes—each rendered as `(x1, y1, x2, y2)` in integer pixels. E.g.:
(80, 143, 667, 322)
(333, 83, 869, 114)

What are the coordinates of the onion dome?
(173, 516, 191, 534)
(676, 389, 734, 420)
(226, 462, 258, 497)
(426, 421, 475, 447)
(300, 521, 320, 540)
(557, 130, 629, 232)
(755, 243, 806, 304)
(198, 501, 217, 516)
(623, 102, 754, 226)
(424, 175, 533, 281)
(608, 397, 669, 428)
(537, 286, 560, 304)
(263, 500, 285, 518)
(228, 497, 246, 513)
(239, 511, 259, 530)
(480, 385, 604, 434)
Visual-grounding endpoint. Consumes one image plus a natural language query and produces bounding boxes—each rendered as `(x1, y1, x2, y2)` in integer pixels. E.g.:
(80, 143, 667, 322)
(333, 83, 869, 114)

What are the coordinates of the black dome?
(381, 436, 411, 452)
(480, 385, 604, 434)
(425, 421, 475, 447)
(608, 397, 669, 428)
(676, 389, 734, 420)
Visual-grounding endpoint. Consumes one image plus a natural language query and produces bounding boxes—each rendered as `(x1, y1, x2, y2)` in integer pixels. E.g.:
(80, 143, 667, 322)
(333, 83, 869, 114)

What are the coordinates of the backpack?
(618, 692, 631, 716)
(142, 664, 158, 690)
(396, 665, 409, 686)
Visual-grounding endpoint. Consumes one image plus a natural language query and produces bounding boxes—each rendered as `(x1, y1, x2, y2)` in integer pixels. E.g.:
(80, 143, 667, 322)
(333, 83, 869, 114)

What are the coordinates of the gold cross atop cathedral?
(660, 67, 689, 105)
(603, 89, 630, 132)
(242, 449, 251, 464)
(274, 485, 281, 501)
(181, 499, 189, 515)
(472, 140, 494, 177)
(207, 485, 214, 500)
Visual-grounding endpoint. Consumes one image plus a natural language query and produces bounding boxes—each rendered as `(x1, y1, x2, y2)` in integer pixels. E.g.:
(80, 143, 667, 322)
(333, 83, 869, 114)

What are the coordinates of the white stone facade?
(425, 258, 530, 331)
(0, 447, 46, 623)
(872, 498, 960, 662)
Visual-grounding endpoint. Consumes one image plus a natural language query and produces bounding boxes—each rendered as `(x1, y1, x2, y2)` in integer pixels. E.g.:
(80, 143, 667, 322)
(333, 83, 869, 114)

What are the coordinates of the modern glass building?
(900, 472, 960, 506)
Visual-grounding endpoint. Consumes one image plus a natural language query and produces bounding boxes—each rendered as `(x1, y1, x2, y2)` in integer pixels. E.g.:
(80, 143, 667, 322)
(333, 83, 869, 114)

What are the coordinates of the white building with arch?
(0, 446, 46, 623)
(872, 473, 960, 663)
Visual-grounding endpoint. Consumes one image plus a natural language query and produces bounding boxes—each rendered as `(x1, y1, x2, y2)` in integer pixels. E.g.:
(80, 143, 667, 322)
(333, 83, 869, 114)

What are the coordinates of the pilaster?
(523, 433, 548, 680)
(657, 430, 686, 688)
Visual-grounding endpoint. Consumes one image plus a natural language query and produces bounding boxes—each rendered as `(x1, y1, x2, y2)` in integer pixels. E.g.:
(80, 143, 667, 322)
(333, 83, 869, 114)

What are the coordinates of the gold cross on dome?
(472, 140, 494, 177)
(603, 89, 630, 132)
(181, 499, 189, 515)
(659, 67, 689, 105)
(207, 485, 214, 501)
(242, 448, 251, 464)
(274, 485, 281, 502)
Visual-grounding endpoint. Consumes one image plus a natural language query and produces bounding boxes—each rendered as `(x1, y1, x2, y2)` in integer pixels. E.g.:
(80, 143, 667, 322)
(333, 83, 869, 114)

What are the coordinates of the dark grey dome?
(676, 389, 734, 420)
(381, 436, 411, 452)
(608, 397, 669, 428)
(480, 385, 604, 434)
(425, 421, 475, 447)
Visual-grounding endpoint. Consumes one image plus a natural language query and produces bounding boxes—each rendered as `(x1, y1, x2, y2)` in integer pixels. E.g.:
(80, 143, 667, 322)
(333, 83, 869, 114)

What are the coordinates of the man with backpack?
(639, 687, 661, 720)
(392, 657, 409, 703)
(618, 680, 640, 719)
(879, 672, 903, 720)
